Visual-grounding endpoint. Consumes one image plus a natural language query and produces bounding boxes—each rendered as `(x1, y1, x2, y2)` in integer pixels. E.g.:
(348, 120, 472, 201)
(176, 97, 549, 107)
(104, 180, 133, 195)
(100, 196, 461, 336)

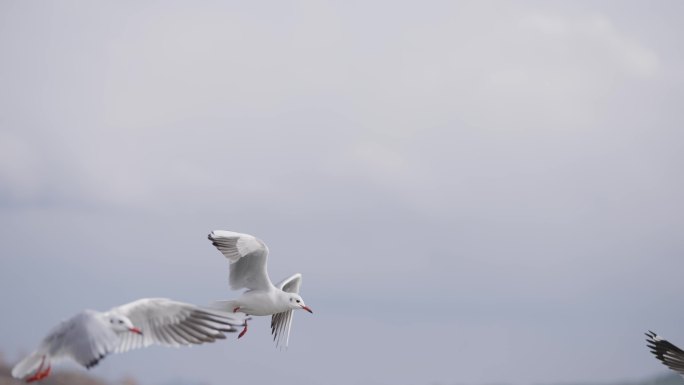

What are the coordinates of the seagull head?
(289, 294, 313, 314)
(108, 315, 143, 335)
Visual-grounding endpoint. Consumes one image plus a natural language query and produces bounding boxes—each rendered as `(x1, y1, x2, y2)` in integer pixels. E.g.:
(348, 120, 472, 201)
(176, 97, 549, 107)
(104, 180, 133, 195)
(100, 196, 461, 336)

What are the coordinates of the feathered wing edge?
(646, 330, 684, 375)
(208, 230, 273, 291)
(111, 298, 248, 353)
(271, 310, 294, 349)
(270, 273, 303, 349)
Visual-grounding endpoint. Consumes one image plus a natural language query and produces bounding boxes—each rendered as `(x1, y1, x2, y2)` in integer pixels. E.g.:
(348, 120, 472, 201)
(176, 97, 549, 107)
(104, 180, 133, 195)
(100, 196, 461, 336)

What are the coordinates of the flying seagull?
(645, 330, 684, 376)
(12, 298, 248, 382)
(207, 230, 312, 348)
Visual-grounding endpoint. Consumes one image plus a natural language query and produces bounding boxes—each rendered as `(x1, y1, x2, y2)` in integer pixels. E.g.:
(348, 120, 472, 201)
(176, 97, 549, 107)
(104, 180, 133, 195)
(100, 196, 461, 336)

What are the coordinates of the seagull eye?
(118, 320, 123, 324)
(296, 300, 301, 303)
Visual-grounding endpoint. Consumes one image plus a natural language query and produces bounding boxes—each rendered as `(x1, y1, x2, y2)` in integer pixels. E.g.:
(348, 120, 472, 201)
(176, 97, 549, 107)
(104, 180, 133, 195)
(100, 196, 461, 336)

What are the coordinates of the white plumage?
(208, 230, 312, 348)
(12, 298, 247, 382)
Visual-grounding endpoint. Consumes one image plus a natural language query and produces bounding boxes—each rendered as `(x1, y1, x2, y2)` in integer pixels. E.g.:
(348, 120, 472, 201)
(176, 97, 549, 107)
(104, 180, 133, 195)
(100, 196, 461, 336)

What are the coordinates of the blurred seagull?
(12, 298, 247, 383)
(645, 330, 684, 376)
(208, 230, 312, 348)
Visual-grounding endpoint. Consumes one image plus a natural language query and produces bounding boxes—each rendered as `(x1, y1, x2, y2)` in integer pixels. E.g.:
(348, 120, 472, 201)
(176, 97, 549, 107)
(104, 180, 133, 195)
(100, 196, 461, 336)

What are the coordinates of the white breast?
(237, 291, 289, 316)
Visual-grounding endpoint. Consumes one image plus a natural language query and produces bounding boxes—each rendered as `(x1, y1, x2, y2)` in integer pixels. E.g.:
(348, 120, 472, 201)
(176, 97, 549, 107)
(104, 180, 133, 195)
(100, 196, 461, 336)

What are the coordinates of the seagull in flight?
(208, 230, 312, 348)
(645, 330, 684, 376)
(12, 298, 247, 382)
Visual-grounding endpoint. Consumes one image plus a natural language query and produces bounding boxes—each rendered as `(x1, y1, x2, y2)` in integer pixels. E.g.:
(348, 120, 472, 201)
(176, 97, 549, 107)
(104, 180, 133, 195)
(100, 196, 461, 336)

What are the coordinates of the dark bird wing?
(646, 330, 684, 376)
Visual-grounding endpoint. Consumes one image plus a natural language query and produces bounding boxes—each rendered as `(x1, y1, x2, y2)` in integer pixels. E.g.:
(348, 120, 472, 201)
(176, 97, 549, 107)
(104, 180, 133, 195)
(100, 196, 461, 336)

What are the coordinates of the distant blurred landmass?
(0, 355, 131, 385)
(0, 354, 682, 385)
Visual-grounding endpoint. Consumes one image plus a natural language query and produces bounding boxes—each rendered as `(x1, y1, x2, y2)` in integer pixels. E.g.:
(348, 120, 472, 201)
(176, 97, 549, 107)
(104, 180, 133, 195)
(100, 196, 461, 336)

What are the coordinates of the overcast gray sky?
(1, 1, 684, 385)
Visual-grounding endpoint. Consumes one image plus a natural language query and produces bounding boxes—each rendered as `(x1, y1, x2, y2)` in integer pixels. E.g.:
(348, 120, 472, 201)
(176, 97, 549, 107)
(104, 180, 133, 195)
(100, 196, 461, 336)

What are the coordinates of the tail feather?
(12, 351, 49, 380)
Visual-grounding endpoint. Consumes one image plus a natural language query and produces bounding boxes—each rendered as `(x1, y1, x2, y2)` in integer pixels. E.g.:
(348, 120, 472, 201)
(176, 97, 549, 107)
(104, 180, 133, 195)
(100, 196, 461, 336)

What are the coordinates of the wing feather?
(208, 230, 273, 290)
(109, 298, 246, 353)
(271, 273, 303, 348)
(271, 310, 294, 349)
(276, 273, 303, 294)
(646, 331, 684, 375)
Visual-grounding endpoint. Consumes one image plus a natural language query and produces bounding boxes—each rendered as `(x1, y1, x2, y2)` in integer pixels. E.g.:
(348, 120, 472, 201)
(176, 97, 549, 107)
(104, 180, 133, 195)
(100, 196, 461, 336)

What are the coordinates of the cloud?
(519, 11, 659, 77)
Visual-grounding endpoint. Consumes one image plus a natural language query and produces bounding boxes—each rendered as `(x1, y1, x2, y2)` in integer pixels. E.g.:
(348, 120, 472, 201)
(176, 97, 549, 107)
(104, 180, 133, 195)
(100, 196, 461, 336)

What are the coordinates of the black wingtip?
(84, 354, 106, 369)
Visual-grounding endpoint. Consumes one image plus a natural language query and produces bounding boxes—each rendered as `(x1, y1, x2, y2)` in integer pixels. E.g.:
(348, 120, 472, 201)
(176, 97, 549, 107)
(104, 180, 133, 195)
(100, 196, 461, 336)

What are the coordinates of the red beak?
(301, 305, 313, 314)
(129, 327, 143, 335)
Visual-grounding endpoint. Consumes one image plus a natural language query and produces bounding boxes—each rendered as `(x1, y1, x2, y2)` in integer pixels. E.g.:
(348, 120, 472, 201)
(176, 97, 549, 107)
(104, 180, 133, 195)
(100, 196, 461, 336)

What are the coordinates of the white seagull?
(207, 230, 312, 348)
(646, 330, 684, 376)
(12, 298, 248, 383)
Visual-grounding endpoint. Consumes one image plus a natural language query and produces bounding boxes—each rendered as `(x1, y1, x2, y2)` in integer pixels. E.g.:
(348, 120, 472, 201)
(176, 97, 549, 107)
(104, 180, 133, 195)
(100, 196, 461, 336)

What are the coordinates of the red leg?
(25, 357, 46, 383)
(238, 319, 248, 339)
(233, 306, 240, 313)
(36, 366, 51, 381)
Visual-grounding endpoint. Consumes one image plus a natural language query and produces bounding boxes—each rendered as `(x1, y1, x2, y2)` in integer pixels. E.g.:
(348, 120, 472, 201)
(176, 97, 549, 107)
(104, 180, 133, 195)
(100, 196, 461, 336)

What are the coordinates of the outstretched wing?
(110, 298, 247, 353)
(208, 230, 273, 291)
(271, 273, 303, 349)
(646, 330, 684, 376)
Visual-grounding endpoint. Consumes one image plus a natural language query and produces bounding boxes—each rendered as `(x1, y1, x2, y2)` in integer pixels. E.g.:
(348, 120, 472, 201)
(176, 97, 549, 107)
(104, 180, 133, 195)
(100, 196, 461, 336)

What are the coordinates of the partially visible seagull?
(645, 330, 684, 376)
(12, 298, 248, 383)
(207, 230, 312, 348)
